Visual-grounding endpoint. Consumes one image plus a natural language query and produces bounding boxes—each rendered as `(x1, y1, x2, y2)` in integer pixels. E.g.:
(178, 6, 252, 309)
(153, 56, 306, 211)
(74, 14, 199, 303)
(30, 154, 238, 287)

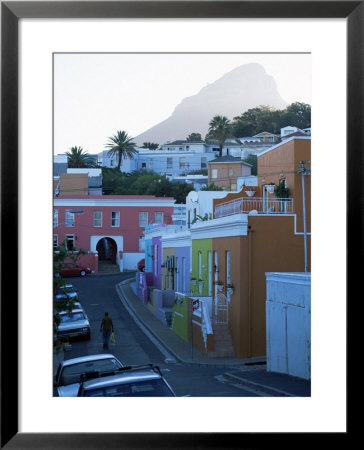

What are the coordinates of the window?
(65, 235, 75, 251)
(53, 210, 58, 227)
(179, 157, 186, 168)
(111, 211, 120, 227)
(226, 251, 231, 285)
(230, 183, 237, 191)
(182, 257, 186, 291)
(53, 235, 58, 249)
(167, 158, 173, 169)
(148, 158, 153, 169)
(93, 211, 102, 227)
(175, 256, 179, 292)
(141, 162, 146, 168)
(65, 210, 75, 227)
(201, 157, 207, 169)
(228, 168, 233, 176)
(212, 169, 218, 179)
(154, 212, 163, 224)
(139, 211, 148, 227)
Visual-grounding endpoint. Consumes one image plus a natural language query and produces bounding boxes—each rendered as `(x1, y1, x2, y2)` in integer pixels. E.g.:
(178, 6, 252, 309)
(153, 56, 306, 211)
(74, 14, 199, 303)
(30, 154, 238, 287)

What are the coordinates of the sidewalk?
(116, 278, 264, 368)
(116, 278, 311, 397)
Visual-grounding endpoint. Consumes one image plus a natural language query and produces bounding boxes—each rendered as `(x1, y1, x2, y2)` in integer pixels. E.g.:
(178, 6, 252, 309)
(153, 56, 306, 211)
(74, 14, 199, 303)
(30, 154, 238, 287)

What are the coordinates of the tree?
(142, 142, 159, 150)
(201, 183, 224, 191)
(283, 102, 311, 129)
(186, 133, 202, 142)
(207, 115, 232, 157)
(231, 103, 311, 137)
(242, 154, 257, 175)
(53, 241, 86, 342)
(66, 146, 97, 168)
(105, 130, 137, 171)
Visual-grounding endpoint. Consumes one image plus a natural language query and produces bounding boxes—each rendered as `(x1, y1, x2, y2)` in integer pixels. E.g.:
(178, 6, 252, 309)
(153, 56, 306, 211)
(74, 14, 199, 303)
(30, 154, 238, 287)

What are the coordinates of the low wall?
(123, 252, 145, 271)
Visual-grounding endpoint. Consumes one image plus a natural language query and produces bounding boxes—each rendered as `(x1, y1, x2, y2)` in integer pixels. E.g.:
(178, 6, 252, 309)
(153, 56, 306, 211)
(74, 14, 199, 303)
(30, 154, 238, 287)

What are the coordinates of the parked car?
(137, 258, 145, 272)
(60, 263, 91, 277)
(77, 364, 176, 397)
(54, 354, 123, 397)
(55, 284, 78, 301)
(56, 308, 91, 341)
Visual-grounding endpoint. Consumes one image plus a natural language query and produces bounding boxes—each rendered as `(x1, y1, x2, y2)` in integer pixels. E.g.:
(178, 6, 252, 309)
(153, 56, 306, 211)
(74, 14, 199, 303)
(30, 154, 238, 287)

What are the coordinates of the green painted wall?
(190, 238, 212, 297)
(171, 293, 189, 342)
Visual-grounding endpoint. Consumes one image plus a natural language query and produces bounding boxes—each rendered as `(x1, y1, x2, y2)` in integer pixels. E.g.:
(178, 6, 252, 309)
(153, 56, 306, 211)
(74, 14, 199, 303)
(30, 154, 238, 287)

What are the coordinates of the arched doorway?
(96, 237, 117, 264)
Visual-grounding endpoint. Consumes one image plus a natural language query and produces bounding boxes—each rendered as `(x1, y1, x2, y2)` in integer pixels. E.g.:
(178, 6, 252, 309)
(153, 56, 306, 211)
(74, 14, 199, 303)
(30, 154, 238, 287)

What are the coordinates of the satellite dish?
(189, 191, 198, 202)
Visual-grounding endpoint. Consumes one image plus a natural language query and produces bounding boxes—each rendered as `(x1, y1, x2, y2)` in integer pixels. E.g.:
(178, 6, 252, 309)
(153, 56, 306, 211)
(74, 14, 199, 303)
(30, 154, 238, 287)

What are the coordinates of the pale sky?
(54, 53, 311, 155)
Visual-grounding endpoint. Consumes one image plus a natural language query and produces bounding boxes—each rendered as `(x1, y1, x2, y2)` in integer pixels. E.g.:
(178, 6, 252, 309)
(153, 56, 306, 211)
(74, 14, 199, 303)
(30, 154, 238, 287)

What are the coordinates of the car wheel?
(80, 270, 86, 276)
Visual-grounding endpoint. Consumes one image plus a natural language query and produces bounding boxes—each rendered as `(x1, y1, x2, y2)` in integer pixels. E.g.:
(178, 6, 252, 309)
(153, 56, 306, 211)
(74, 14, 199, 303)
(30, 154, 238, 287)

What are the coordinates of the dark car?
(60, 263, 92, 277)
(77, 364, 176, 397)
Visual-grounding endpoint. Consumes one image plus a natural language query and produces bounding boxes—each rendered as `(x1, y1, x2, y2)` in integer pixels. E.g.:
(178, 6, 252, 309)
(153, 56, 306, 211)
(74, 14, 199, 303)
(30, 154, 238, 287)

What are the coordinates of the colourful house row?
(137, 137, 311, 359)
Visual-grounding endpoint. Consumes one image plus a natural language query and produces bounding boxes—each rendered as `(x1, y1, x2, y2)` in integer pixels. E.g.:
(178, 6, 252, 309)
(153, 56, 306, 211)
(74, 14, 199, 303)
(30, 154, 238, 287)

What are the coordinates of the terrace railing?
(214, 197, 294, 219)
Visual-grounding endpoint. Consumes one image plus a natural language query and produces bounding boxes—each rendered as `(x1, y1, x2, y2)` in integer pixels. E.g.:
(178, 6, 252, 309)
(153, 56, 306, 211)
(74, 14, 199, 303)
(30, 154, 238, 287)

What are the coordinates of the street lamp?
(297, 161, 311, 272)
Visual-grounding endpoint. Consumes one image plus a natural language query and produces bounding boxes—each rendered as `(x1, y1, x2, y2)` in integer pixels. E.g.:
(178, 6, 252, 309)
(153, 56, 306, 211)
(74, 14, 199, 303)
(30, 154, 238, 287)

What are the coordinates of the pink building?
(53, 195, 175, 272)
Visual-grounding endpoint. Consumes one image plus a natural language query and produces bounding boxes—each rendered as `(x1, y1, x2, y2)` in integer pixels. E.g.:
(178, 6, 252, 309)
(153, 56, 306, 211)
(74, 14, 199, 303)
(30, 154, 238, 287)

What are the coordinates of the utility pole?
(297, 161, 310, 272)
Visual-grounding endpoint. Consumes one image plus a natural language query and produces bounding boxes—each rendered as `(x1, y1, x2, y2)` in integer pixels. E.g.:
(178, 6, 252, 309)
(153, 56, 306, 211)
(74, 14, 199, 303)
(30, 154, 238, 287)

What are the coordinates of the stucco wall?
(212, 214, 311, 359)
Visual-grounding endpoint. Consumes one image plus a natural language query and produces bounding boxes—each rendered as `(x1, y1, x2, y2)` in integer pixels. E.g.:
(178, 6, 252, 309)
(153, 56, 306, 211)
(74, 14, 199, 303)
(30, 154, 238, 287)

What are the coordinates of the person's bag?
(110, 332, 115, 343)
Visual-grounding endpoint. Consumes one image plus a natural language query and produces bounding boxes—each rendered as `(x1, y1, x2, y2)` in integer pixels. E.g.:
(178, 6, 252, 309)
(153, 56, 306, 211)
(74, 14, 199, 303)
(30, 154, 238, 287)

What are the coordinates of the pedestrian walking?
(100, 312, 114, 350)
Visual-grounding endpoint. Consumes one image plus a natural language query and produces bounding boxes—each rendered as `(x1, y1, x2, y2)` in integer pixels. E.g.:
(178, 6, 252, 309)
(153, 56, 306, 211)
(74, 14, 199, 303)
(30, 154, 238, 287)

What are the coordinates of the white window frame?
(65, 210, 75, 227)
(93, 211, 102, 227)
(53, 210, 58, 227)
(154, 211, 163, 224)
(53, 234, 58, 248)
(111, 211, 120, 227)
(65, 234, 75, 251)
(226, 251, 231, 285)
(212, 169, 218, 179)
(179, 157, 186, 168)
(167, 157, 173, 169)
(139, 211, 148, 227)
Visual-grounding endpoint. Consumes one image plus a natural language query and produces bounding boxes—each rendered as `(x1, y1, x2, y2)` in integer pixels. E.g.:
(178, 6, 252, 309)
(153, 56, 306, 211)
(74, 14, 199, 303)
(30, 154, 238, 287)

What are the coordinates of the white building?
(266, 272, 311, 380)
(186, 190, 232, 228)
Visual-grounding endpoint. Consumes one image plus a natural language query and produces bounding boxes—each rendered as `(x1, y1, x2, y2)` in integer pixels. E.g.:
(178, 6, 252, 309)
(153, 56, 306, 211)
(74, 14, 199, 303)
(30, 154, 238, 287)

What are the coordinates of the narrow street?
(58, 273, 264, 397)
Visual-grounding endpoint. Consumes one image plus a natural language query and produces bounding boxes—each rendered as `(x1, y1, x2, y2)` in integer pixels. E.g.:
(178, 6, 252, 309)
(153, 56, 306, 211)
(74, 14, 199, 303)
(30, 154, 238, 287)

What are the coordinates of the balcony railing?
(214, 197, 294, 218)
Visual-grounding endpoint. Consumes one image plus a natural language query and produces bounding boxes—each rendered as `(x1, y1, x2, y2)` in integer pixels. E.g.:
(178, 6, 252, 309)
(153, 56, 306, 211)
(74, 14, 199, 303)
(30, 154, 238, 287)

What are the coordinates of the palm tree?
(208, 115, 232, 157)
(66, 146, 97, 168)
(105, 130, 137, 171)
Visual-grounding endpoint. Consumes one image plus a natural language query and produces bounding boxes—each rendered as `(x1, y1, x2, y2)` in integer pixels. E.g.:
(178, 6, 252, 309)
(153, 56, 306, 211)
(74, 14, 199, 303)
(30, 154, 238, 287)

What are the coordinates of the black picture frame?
(1, 1, 356, 448)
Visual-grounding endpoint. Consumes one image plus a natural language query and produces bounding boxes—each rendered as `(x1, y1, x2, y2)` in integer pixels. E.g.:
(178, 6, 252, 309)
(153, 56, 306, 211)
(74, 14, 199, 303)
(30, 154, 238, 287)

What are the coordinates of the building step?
(209, 323, 236, 357)
(98, 261, 120, 273)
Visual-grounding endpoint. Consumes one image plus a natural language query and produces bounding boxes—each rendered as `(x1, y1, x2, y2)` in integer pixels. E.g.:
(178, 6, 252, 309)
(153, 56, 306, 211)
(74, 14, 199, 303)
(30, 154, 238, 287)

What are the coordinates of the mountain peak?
(134, 63, 287, 145)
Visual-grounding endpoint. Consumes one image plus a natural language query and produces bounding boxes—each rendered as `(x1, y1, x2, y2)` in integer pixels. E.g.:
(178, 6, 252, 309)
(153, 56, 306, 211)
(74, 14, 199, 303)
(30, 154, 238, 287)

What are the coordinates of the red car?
(60, 263, 92, 277)
(137, 259, 145, 272)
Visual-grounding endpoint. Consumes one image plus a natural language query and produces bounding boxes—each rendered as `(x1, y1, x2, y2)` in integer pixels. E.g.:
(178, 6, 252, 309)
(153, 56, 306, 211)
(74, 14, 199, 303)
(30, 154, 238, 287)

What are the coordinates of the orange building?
(208, 155, 253, 191)
(208, 137, 311, 358)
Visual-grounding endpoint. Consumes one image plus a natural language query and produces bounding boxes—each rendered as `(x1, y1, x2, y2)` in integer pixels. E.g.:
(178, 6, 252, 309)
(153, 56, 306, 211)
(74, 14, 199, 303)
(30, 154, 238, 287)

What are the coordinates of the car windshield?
(59, 358, 122, 386)
(60, 312, 85, 322)
(83, 379, 174, 397)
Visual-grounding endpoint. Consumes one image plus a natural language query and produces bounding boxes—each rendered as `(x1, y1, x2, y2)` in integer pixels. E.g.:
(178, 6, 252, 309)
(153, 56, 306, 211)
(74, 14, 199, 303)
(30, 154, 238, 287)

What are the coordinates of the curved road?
(59, 272, 260, 397)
